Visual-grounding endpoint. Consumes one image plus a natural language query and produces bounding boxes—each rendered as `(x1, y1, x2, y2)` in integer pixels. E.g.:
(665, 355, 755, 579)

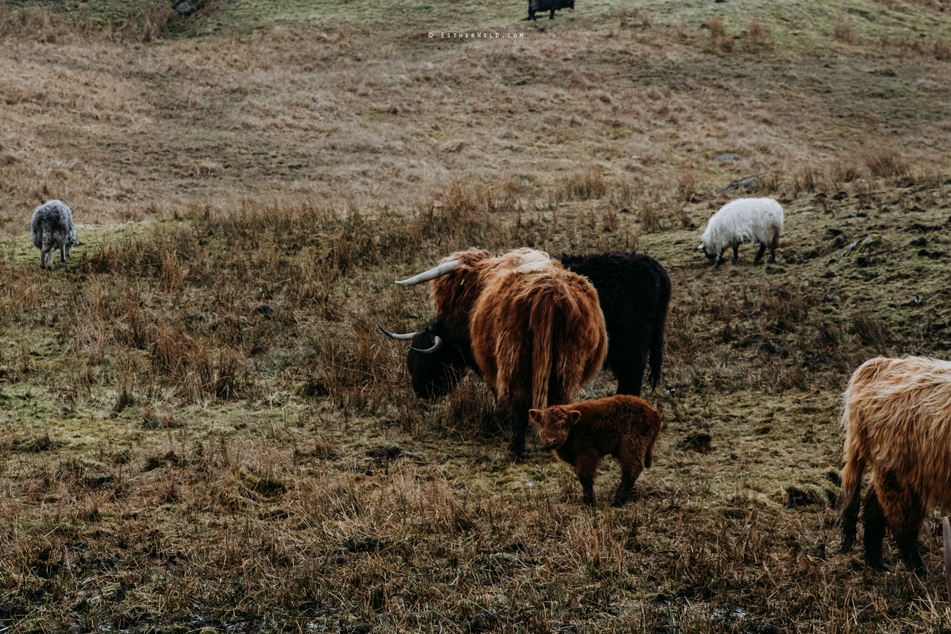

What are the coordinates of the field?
(2, 0, 951, 631)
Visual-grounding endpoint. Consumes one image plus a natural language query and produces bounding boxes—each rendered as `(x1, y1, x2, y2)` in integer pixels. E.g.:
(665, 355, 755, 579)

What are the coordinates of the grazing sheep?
(698, 197, 783, 268)
(839, 356, 951, 574)
(31, 200, 78, 269)
(529, 394, 661, 507)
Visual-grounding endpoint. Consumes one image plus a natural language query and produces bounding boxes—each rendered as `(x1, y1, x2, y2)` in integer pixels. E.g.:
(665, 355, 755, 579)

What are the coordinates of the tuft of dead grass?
(863, 145, 910, 179)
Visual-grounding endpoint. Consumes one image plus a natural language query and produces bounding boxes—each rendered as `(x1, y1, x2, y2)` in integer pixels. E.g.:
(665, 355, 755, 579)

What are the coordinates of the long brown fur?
(839, 356, 951, 574)
(429, 248, 607, 461)
(529, 395, 661, 507)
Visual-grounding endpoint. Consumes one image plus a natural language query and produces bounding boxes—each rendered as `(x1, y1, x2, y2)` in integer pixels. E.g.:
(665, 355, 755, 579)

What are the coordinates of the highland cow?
(529, 394, 661, 507)
(559, 252, 671, 396)
(839, 356, 951, 574)
(393, 252, 671, 402)
(381, 248, 607, 461)
(31, 200, 78, 269)
(698, 197, 783, 268)
(527, 0, 574, 21)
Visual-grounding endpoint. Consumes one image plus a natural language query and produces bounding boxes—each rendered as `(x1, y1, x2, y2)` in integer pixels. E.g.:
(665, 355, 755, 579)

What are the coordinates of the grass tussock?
(863, 145, 911, 179)
(833, 18, 856, 44)
(562, 165, 608, 201)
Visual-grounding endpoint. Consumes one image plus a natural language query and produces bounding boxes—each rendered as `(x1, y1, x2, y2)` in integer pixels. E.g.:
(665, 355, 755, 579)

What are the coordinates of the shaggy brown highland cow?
(529, 394, 661, 507)
(840, 356, 951, 574)
(384, 248, 607, 461)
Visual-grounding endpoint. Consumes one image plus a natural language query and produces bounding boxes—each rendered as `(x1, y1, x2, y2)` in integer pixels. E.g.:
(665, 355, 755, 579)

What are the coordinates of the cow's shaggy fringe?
(699, 197, 783, 268)
(839, 356, 951, 574)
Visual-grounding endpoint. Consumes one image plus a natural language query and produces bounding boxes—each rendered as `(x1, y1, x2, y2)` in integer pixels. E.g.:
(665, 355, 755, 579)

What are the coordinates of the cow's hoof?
(865, 557, 889, 573)
(508, 451, 526, 463)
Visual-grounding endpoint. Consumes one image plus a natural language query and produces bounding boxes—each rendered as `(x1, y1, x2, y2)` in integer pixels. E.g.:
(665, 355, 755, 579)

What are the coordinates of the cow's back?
(469, 267, 606, 408)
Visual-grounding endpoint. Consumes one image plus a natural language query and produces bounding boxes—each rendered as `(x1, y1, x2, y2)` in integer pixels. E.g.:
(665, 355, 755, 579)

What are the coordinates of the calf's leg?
(574, 450, 600, 506)
(612, 438, 647, 507)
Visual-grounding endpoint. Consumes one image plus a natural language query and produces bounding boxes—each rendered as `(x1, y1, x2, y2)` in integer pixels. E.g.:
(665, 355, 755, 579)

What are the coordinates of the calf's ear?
(569, 411, 582, 425)
(528, 409, 542, 424)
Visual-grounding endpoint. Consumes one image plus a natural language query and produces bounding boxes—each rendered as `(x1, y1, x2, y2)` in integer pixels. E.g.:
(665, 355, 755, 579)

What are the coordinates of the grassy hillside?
(1, 0, 951, 632)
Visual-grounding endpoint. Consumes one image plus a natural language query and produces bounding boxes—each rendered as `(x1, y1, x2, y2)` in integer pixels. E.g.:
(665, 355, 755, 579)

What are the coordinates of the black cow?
(558, 252, 671, 397)
(397, 252, 671, 400)
(527, 0, 574, 21)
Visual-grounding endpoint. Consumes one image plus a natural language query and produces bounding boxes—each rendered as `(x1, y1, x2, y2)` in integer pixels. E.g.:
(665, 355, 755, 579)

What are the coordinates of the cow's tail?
(839, 394, 867, 554)
(530, 293, 556, 410)
(647, 272, 672, 391)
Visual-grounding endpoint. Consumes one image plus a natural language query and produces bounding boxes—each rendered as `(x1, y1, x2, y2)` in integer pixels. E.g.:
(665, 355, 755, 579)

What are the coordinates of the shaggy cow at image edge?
(391, 251, 671, 402)
(840, 356, 951, 575)
(380, 248, 607, 461)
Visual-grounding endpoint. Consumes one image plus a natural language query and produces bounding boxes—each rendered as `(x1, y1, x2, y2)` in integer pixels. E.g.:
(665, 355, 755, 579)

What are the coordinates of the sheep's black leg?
(862, 489, 889, 572)
(768, 234, 779, 263)
(753, 244, 767, 265)
(713, 254, 722, 269)
(731, 244, 739, 265)
(60, 244, 67, 262)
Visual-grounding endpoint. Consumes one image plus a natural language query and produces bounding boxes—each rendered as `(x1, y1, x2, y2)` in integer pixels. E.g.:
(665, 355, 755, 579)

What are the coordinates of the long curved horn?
(410, 336, 442, 354)
(395, 260, 462, 287)
(377, 325, 418, 340)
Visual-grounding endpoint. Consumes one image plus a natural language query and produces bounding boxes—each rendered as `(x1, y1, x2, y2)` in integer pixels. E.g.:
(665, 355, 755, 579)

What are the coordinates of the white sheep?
(31, 200, 78, 269)
(698, 197, 784, 268)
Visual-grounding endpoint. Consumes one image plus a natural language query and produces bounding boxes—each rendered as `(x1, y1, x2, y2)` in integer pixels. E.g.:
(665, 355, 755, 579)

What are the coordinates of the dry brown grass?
(562, 165, 608, 201)
(863, 144, 911, 178)
(746, 17, 767, 46)
(833, 18, 856, 44)
(707, 16, 735, 52)
(2, 3, 951, 631)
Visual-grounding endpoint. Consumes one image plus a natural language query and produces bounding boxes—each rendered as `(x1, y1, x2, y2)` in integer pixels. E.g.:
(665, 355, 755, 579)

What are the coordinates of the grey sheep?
(31, 200, 79, 269)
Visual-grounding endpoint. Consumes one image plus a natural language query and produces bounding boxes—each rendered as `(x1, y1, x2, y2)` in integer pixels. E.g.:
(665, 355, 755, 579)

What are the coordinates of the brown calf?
(529, 394, 661, 507)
